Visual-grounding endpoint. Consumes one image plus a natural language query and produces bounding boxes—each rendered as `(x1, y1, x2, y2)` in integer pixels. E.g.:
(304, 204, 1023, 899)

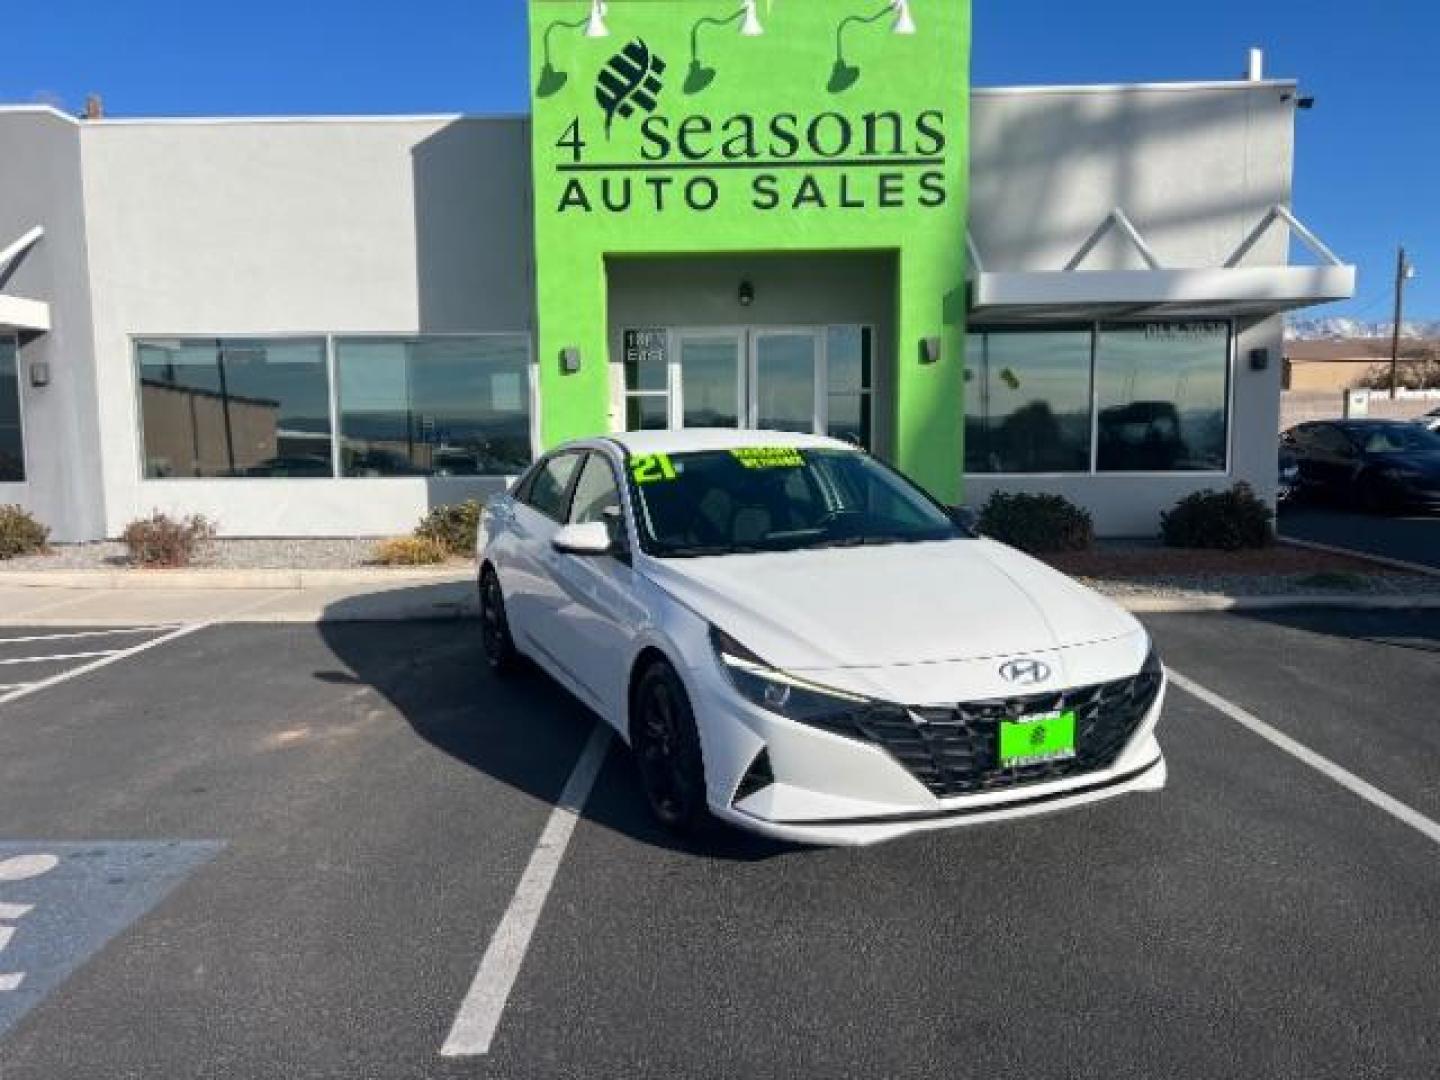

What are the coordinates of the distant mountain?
(1286, 317, 1440, 341)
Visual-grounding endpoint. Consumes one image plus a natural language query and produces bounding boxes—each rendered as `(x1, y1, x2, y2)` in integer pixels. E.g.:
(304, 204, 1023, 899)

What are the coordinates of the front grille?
(830, 667, 1162, 799)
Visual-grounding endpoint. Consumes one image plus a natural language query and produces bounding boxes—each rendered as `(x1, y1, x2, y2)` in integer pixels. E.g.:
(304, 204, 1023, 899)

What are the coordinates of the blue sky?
(4, 0, 1435, 320)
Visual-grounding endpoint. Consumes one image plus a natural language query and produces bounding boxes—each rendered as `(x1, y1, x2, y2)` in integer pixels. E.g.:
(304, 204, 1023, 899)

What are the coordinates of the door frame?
(667, 325, 832, 433)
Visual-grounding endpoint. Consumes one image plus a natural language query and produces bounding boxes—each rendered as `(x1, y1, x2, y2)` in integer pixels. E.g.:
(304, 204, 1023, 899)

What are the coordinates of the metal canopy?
(967, 206, 1356, 325)
(0, 226, 51, 332)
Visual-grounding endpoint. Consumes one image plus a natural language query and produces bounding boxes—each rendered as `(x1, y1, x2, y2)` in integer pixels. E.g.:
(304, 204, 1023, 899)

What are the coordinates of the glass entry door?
(676, 331, 743, 429)
(629, 325, 871, 449)
(750, 330, 820, 434)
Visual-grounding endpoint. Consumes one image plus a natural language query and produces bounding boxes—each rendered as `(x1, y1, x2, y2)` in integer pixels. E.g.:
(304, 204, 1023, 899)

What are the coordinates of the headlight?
(709, 626, 905, 731)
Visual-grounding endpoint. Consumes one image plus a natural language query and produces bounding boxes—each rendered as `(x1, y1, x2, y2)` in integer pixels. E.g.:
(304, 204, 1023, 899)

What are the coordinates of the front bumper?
(686, 643, 1167, 847)
(717, 748, 1167, 846)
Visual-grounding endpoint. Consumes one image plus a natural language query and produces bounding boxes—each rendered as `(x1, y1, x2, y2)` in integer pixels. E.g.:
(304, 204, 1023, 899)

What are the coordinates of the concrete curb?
(0, 566, 474, 591)
(1117, 593, 1440, 614)
(1278, 535, 1440, 580)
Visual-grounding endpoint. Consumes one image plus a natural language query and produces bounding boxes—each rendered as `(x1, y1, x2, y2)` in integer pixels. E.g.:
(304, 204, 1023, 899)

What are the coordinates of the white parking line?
(1168, 668, 1440, 847)
(440, 724, 612, 1058)
(0, 626, 179, 646)
(0, 623, 211, 707)
(0, 650, 123, 666)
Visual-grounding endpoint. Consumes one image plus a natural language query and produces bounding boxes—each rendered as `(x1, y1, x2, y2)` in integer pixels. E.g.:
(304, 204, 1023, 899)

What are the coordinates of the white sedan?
(477, 430, 1166, 846)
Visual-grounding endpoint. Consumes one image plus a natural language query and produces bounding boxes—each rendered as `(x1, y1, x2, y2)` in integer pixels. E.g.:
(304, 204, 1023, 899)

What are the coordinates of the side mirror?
(552, 521, 615, 557)
(948, 505, 981, 536)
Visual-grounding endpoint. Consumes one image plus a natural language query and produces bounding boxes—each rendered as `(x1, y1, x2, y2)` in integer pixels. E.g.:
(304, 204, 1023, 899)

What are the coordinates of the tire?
(631, 660, 710, 834)
(478, 566, 520, 676)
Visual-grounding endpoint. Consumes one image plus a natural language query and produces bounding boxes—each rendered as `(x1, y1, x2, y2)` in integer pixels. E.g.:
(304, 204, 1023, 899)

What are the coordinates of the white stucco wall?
(76, 115, 536, 537)
(965, 82, 1296, 534)
(0, 108, 106, 543)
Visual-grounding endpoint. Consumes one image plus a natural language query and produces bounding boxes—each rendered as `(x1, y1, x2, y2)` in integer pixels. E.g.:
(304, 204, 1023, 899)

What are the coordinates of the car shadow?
(1219, 604, 1440, 653)
(317, 586, 800, 862)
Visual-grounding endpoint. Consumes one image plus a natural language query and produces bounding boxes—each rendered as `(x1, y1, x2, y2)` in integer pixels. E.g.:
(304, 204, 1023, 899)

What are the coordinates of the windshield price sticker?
(630, 453, 678, 484)
(731, 447, 804, 469)
(998, 710, 1077, 768)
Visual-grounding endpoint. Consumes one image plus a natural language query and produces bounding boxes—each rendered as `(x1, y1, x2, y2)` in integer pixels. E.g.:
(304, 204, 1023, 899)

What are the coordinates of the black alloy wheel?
(633, 662, 708, 834)
(479, 567, 520, 675)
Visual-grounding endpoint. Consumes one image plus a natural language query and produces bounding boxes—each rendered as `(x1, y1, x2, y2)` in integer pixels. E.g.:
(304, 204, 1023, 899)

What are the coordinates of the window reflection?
(826, 326, 872, 450)
(136, 338, 332, 479)
(336, 337, 531, 477)
(965, 330, 1093, 473)
(0, 337, 23, 482)
(1095, 323, 1229, 471)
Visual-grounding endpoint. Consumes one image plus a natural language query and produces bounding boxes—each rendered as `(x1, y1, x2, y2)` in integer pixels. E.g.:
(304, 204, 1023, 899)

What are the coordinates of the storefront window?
(336, 336, 532, 477)
(625, 395, 669, 431)
(0, 336, 23, 482)
(136, 338, 332, 479)
(1095, 322, 1229, 472)
(826, 325, 873, 450)
(965, 330, 1093, 473)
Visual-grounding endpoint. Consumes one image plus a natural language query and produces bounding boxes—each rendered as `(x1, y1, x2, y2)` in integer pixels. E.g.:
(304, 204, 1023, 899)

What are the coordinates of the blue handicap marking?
(0, 840, 222, 1039)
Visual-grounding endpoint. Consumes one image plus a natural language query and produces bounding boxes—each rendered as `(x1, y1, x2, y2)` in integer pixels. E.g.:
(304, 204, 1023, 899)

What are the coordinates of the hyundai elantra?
(477, 430, 1165, 846)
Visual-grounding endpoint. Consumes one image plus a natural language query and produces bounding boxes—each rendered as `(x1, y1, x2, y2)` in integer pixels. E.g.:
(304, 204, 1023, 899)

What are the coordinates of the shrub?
(0, 504, 50, 559)
(1160, 483, 1274, 551)
(977, 491, 1094, 554)
(373, 536, 450, 566)
(415, 500, 482, 556)
(121, 512, 216, 568)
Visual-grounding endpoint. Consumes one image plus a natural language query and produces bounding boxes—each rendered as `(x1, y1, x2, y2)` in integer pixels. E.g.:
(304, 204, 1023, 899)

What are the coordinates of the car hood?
(641, 537, 1139, 671)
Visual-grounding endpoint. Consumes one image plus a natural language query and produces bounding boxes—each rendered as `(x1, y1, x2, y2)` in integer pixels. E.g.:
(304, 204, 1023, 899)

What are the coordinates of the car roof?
(600, 429, 855, 455)
(1336, 419, 1415, 431)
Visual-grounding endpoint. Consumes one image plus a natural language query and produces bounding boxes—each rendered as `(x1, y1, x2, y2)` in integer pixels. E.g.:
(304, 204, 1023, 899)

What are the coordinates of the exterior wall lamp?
(685, 1, 765, 94)
(537, 1, 610, 98)
(829, 0, 916, 94)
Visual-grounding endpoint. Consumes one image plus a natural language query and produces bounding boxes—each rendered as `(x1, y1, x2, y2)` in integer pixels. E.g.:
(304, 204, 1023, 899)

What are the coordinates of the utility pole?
(1389, 245, 1415, 399)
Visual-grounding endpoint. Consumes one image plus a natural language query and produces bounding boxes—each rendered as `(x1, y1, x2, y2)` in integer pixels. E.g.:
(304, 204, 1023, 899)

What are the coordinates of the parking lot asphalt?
(0, 611, 1436, 1079)
(1281, 502, 1440, 569)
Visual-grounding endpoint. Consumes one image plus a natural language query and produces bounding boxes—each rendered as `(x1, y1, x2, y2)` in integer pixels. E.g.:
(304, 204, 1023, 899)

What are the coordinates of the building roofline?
(974, 78, 1298, 97)
(0, 77, 1296, 128)
(0, 105, 527, 126)
(0, 104, 79, 123)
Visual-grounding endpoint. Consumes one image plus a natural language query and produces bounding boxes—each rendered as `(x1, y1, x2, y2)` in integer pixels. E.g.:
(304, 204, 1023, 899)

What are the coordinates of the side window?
(1314, 426, 1355, 458)
(510, 462, 541, 504)
(568, 453, 626, 541)
(523, 452, 582, 522)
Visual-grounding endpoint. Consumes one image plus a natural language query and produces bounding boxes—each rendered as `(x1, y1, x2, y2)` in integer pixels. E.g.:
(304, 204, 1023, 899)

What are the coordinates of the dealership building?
(0, 0, 1354, 542)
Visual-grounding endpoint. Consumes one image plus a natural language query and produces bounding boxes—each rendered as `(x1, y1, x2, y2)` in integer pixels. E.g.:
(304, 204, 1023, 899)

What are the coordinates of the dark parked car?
(1281, 420, 1440, 512)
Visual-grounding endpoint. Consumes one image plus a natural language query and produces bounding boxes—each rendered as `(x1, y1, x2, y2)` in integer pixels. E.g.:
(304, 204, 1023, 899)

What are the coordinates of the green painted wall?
(528, 0, 970, 499)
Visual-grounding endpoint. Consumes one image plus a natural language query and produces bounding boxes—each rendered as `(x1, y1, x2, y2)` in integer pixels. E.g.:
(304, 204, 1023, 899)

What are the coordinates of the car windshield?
(1356, 425, 1440, 454)
(625, 446, 964, 557)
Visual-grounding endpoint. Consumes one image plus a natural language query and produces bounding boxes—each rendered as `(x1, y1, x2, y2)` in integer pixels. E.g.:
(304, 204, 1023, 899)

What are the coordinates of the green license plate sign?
(998, 711, 1077, 767)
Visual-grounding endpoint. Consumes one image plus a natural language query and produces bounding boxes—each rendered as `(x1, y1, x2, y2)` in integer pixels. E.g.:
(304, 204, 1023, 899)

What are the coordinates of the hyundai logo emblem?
(999, 658, 1052, 686)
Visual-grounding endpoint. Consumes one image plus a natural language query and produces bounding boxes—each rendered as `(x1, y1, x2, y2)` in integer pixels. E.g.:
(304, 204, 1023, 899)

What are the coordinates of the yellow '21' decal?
(630, 453, 677, 484)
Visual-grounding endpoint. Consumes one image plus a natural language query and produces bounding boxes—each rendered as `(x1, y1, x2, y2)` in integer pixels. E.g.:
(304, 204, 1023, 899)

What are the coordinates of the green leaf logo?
(596, 39, 667, 136)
